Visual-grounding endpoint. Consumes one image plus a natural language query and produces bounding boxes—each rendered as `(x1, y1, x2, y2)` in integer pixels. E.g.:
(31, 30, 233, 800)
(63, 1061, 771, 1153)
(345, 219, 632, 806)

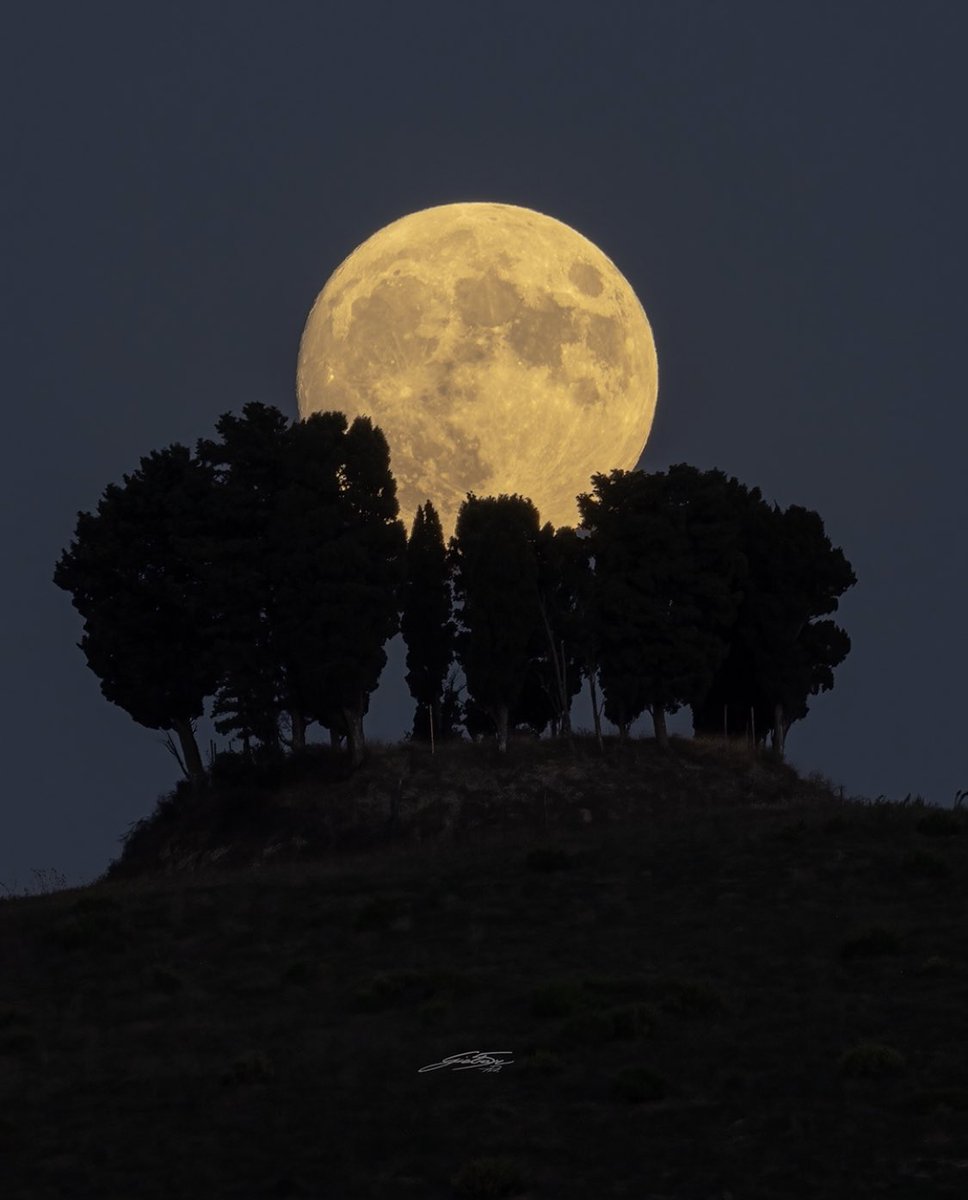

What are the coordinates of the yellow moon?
(296, 202, 658, 538)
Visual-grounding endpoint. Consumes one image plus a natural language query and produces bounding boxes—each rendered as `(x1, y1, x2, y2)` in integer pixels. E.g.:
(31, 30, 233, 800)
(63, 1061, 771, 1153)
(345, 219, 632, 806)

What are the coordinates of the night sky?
(4, 1, 965, 890)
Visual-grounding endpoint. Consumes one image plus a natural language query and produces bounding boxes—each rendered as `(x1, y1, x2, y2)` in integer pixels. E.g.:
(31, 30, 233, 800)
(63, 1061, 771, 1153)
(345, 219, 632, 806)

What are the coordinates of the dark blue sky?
(3, 1, 965, 889)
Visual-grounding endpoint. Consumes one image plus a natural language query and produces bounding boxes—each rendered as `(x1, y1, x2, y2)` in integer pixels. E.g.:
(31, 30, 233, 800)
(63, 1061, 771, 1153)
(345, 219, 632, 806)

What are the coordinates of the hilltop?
(103, 733, 839, 882)
(1, 736, 967, 1198)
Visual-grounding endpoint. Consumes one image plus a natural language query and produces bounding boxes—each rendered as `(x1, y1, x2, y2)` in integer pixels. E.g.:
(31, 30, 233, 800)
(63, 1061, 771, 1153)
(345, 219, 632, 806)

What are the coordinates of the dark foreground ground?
(1, 737, 966, 1198)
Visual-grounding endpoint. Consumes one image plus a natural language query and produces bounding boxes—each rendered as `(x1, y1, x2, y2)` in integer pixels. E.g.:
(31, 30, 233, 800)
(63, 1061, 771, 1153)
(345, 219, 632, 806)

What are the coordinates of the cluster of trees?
(54, 402, 856, 781)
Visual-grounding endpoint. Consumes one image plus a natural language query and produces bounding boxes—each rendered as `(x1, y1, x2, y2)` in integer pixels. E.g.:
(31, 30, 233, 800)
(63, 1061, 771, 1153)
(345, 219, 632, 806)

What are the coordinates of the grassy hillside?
(2, 736, 967, 1198)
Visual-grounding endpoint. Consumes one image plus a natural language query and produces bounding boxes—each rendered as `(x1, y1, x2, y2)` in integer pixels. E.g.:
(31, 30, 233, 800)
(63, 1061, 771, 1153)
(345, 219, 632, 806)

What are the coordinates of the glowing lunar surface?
(296, 202, 658, 538)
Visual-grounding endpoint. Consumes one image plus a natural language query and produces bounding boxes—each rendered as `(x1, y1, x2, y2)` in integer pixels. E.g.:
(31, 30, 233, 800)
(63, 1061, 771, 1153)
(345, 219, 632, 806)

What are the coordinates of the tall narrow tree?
(401, 501, 456, 744)
(532, 523, 588, 738)
(451, 494, 542, 753)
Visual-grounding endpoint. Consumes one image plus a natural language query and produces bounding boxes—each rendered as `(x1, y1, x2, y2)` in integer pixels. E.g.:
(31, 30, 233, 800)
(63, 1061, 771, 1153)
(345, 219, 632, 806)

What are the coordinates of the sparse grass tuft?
(220, 1050, 274, 1086)
(904, 1086, 968, 1114)
(71, 892, 122, 914)
(450, 1155, 530, 1198)
(652, 977, 726, 1016)
(0, 867, 69, 899)
(900, 849, 949, 878)
(913, 955, 956, 978)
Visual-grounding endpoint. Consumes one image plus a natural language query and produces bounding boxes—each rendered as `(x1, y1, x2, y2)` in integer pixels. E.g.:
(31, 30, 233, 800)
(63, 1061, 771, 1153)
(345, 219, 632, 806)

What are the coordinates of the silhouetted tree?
(531, 523, 587, 738)
(197, 402, 291, 757)
(401, 501, 456, 745)
(691, 495, 856, 756)
(53, 445, 219, 784)
(198, 404, 405, 768)
(269, 412, 406, 767)
(451, 494, 542, 753)
(579, 465, 747, 746)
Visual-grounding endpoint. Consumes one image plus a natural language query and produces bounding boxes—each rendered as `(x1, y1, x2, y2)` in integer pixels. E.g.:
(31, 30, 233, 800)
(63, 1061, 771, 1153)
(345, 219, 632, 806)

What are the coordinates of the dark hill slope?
(1, 737, 966, 1199)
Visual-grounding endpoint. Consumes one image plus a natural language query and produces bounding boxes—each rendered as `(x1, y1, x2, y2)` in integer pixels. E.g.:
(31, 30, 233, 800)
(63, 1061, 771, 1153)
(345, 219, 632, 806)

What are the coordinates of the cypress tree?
(401, 501, 456, 744)
(451, 494, 542, 753)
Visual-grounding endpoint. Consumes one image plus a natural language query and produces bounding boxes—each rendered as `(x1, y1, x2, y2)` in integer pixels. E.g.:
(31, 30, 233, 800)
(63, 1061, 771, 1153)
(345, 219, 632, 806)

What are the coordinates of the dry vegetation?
(1, 735, 966, 1198)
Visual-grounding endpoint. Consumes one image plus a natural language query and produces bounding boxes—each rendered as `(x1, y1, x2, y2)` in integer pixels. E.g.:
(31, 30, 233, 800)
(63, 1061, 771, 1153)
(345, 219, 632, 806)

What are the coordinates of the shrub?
(839, 1041, 906, 1078)
(556, 1009, 613, 1046)
(840, 927, 902, 960)
(521, 1048, 563, 1074)
(530, 979, 584, 1019)
(0, 1029, 39, 1055)
(450, 1155, 529, 1198)
(652, 978, 725, 1017)
(905, 1087, 968, 1114)
(71, 893, 122, 914)
(901, 849, 949, 878)
(283, 959, 318, 985)
(44, 911, 127, 953)
(354, 895, 403, 931)
(525, 847, 574, 872)
(0, 1005, 32, 1029)
(144, 964, 185, 994)
(916, 810, 962, 837)
(610, 1065, 669, 1103)
(580, 974, 653, 1002)
(351, 968, 475, 1013)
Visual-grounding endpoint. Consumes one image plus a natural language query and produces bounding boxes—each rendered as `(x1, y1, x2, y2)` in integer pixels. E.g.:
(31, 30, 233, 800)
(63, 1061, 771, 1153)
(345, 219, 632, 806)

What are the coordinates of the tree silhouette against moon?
(296, 202, 659, 537)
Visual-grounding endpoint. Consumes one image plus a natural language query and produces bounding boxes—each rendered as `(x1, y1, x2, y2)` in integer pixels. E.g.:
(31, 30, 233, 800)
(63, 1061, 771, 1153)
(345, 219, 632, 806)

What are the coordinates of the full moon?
(296, 202, 658, 537)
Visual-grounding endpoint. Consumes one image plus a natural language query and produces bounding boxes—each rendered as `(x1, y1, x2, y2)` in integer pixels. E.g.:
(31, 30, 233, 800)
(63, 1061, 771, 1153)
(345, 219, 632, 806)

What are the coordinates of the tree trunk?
(343, 706, 365, 768)
(540, 607, 571, 741)
(773, 701, 786, 759)
(290, 708, 306, 752)
(495, 704, 509, 754)
(431, 698, 440, 752)
(589, 671, 603, 752)
(172, 717, 205, 786)
(651, 704, 669, 749)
